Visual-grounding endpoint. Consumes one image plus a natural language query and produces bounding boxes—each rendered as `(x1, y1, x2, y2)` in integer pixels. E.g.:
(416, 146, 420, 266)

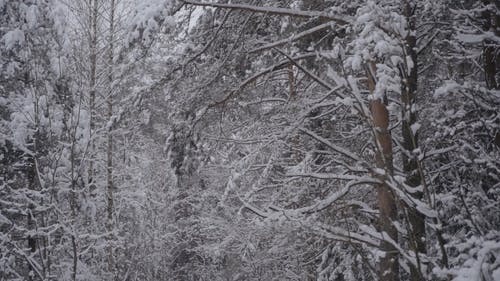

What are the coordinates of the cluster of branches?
(164, 0, 500, 280)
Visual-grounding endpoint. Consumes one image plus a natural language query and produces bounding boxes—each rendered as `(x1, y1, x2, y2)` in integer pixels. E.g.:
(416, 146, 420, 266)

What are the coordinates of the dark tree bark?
(401, 2, 426, 280)
(368, 63, 400, 281)
(481, 0, 500, 90)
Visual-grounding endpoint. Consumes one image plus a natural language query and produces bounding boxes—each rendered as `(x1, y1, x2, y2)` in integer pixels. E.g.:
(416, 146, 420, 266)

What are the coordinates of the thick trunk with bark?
(368, 63, 399, 281)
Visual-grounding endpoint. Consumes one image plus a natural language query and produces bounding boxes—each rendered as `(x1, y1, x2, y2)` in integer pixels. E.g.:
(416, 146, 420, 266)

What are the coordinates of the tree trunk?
(88, 0, 98, 190)
(482, 0, 499, 90)
(107, 0, 116, 277)
(367, 62, 399, 281)
(288, 63, 296, 99)
(401, 2, 426, 280)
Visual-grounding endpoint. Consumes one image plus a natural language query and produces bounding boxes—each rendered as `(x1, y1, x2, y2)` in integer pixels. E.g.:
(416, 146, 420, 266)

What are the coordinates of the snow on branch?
(182, 1, 352, 25)
(208, 53, 317, 107)
(299, 127, 364, 163)
(386, 177, 438, 219)
(249, 22, 336, 54)
(295, 179, 377, 214)
(311, 223, 380, 248)
(359, 225, 424, 275)
(286, 172, 377, 183)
